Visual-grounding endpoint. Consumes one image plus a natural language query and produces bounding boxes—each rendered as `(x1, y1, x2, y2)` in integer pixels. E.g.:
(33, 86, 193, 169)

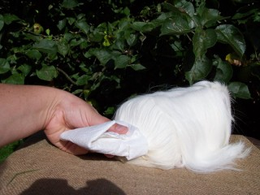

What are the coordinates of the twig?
(56, 67, 78, 86)
(7, 169, 40, 186)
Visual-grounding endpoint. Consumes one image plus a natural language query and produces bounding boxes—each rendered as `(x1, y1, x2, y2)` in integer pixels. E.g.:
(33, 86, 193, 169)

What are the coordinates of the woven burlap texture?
(0, 135, 259, 195)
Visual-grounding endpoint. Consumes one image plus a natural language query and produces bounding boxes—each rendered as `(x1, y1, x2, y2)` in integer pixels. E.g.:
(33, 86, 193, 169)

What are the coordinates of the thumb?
(83, 104, 128, 134)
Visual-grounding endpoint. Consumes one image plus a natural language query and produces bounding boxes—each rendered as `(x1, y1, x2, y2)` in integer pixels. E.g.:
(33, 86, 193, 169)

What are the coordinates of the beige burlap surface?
(0, 135, 259, 195)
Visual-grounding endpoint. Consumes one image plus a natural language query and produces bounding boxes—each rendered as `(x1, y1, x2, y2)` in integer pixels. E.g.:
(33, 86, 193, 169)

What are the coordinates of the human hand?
(44, 91, 128, 155)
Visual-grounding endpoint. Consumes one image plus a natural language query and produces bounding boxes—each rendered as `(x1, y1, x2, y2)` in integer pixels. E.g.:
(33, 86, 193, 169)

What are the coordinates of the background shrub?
(0, 0, 259, 139)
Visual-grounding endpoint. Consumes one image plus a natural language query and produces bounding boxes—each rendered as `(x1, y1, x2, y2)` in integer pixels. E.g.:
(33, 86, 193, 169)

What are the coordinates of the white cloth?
(60, 120, 148, 160)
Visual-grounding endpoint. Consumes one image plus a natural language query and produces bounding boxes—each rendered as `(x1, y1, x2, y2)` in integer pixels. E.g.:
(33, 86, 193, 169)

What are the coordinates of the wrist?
(0, 84, 62, 147)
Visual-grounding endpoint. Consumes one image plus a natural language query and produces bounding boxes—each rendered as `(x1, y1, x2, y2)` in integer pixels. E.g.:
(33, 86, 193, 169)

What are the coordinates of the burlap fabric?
(0, 134, 259, 195)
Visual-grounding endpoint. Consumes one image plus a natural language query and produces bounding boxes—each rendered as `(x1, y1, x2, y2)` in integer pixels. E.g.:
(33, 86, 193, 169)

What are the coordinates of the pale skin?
(0, 84, 128, 155)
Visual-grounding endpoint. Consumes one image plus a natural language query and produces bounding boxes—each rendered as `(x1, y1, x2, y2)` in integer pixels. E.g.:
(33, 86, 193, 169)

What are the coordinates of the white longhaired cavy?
(114, 80, 250, 173)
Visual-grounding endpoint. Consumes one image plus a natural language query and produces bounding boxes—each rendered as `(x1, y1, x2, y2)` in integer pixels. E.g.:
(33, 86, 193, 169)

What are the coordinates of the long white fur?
(114, 81, 250, 173)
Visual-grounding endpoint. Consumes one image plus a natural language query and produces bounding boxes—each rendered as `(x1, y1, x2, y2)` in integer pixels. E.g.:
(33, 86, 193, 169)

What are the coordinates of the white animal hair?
(114, 81, 250, 173)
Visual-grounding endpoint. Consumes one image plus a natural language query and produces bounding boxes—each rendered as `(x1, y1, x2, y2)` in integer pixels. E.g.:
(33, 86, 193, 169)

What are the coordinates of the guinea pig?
(114, 81, 250, 173)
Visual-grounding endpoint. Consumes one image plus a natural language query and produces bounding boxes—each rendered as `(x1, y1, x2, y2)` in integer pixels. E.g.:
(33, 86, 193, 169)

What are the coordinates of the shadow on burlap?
(0, 134, 260, 195)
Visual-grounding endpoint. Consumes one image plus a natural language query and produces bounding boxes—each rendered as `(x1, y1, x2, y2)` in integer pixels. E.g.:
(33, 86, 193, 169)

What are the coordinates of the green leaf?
(2, 73, 24, 84)
(33, 39, 57, 54)
(160, 13, 195, 36)
(131, 22, 156, 32)
(117, 18, 131, 30)
(57, 39, 69, 57)
(199, 8, 223, 27)
(23, 32, 42, 42)
(36, 65, 58, 81)
(7, 54, 18, 64)
(75, 20, 90, 35)
(45, 29, 51, 36)
(57, 19, 67, 31)
(216, 25, 246, 57)
(67, 17, 76, 25)
(175, 1, 195, 16)
(170, 40, 184, 52)
(129, 63, 146, 71)
(232, 8, 258, 20)
(76, 75, 90, 86)
(91, 49, 120, 65)
(114, 55, 130, 69)
(193, 29, 217, 58)
(122, 7, 131, 16)
(25, 49, 42, 60)
(94, 49, 112, 65)
(161, 3, 181, 13)
(18, 64, 32, 76)
(103, 106, 116, 116)
(0, 58, 10, 74)
(113, 37, 125, 51)
(185, 55, 212, 84)
(79, 40, 88, 49)
(228, 82, 251, 99)
(213, 56, 233, 83)
(83, 49, 94, 59)
(0, 15, 4, 31)
(0, 140, 23, 163)
(77, 13, 85, 20)
(62, 0, 79, 9)
(3, 14, 20, 25)
(72, 89, 83, 95)
(126, 34, 138, 47)
(63, 33, 74, 42)
(88, 23, 106, 42)
(70, 38, 85, 47)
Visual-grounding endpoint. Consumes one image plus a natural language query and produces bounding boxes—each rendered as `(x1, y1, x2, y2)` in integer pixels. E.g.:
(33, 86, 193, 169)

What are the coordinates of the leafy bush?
(0, 140, 23, 163)
(0, 0, 259, 134)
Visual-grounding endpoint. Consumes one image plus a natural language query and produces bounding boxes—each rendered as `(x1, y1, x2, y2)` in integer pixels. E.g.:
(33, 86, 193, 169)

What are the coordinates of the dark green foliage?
(0, 140, 23, 163)
(0, 0, 259, 133)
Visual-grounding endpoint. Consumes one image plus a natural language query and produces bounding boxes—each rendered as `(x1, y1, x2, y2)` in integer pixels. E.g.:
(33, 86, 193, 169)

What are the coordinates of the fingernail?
(115, 124, 128, 134)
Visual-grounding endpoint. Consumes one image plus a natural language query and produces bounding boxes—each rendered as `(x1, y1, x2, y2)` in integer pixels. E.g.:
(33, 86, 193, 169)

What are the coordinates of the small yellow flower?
(33, 23, 43, 34)
(225, 53, 242, 66)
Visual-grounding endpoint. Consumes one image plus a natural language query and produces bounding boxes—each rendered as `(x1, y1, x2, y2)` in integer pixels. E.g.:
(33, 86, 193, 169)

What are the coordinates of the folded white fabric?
(60, 120, 148, 160)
